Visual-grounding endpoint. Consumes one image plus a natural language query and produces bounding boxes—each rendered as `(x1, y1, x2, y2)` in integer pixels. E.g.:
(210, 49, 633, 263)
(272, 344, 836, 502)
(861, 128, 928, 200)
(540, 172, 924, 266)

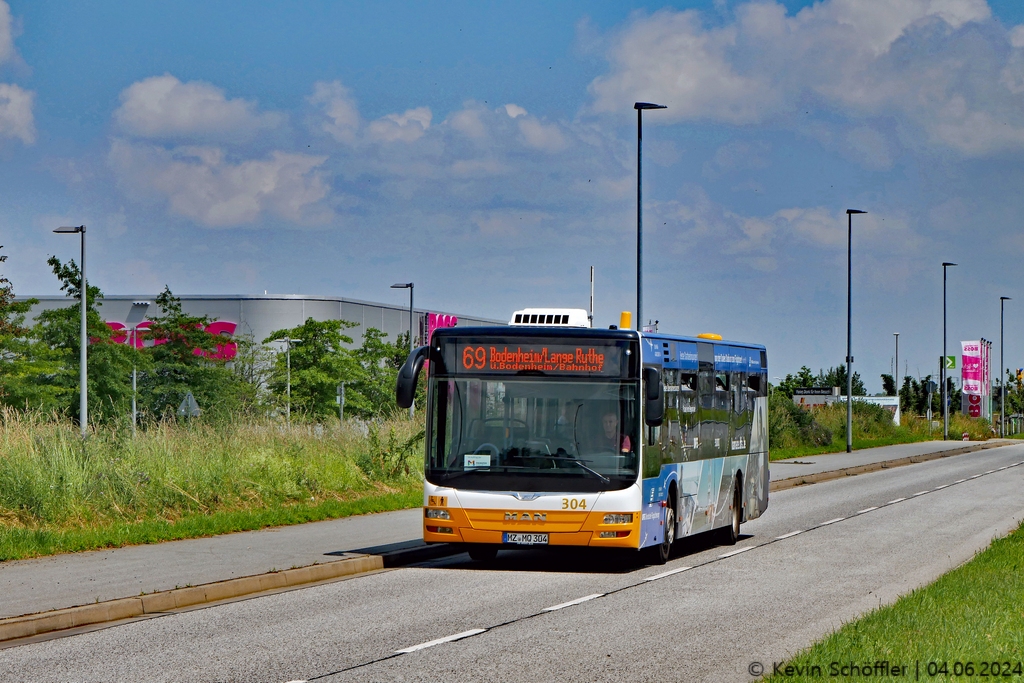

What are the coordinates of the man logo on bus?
(505, 512, 546, 521)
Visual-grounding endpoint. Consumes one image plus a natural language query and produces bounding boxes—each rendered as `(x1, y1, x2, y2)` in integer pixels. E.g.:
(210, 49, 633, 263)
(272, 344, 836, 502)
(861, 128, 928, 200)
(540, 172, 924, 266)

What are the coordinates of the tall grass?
(0, 409, 424, 559)
(769, 394, 992, 460)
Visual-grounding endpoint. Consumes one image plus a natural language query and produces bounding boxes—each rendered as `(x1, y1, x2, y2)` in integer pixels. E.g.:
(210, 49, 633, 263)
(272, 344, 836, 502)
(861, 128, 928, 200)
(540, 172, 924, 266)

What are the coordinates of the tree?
(349, 327, 415, 418)
(265, 318, 361, 420)
(816, 365, 865, 396)
(0, 246, 59, 410)
(880, 374, 897, 396)
(138, 287, 243, 419)
(775, 366, 816, 399)
(28, 256, 137, 423)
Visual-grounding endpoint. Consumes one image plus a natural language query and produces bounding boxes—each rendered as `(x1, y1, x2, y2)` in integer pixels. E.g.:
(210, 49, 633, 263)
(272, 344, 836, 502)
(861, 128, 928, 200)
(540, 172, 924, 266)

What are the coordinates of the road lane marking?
(776, 530, 804, 540)
(396, 629, 488, 654)
(857, 507, 878, 514)
(955, 479, 966, 483)
(543, 593, 604, 612)
(913, 491, 929, 496)
(719, 546, 754, 558)
(818, 517, 845, 526)
(886, 498, 906, 504)
(969, 474, 982, 479)
(933, 484, 949, 490)
(644, 566, 692, 582)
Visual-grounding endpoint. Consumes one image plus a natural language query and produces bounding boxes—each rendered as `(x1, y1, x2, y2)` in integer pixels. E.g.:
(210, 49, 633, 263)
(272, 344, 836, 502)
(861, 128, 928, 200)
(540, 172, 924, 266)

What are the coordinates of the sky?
(3, 0, 1024, 392)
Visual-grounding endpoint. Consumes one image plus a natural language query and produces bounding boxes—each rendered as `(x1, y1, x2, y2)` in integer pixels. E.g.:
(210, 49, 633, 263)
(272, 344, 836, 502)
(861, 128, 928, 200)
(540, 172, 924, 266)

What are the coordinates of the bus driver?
(601, 411, 631, 453)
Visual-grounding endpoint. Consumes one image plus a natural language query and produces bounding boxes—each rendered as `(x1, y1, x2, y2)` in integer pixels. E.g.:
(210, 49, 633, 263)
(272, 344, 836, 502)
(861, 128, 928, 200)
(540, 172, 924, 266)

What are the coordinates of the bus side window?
(715, 372, 729, 412)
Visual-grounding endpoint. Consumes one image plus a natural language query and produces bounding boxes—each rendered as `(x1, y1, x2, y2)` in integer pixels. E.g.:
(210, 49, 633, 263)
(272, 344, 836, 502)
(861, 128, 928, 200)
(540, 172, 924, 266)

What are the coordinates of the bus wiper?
(550, 455, 610, 484)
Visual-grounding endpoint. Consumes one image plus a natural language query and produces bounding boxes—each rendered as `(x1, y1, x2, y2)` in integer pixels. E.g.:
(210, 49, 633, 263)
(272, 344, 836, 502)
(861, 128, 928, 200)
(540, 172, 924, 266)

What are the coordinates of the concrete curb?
(769, 441, 1005, 492)
(0, 554, 382, 644)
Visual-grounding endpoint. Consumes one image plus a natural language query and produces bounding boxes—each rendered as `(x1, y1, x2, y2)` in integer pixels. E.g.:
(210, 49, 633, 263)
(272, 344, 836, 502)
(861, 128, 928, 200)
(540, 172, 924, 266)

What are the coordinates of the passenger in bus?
(601, 411, 632, 453)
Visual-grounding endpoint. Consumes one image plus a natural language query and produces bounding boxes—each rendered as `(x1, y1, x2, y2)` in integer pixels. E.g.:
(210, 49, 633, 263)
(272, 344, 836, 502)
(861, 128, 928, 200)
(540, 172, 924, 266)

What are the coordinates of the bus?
(395, 308, 769, 564)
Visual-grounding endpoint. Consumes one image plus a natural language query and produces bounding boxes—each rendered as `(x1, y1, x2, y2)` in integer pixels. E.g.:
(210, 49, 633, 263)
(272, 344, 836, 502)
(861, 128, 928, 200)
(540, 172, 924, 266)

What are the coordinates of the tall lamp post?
(845, 209, 866, 453)
(942, 262, 957, 440)
(54, 225, 87, 437)
(1000, 296, 1011, 437)
(893, 332, 899, 396)
(272, 337, 302, 428)
(391, 282, 415, 418)
(634, 102, 667, 331)
(125, 301, 150, 435)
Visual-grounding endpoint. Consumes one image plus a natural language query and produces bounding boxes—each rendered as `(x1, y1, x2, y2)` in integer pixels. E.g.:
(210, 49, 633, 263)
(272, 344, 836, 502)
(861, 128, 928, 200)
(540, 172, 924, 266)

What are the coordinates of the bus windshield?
(426, 377, 639, 493)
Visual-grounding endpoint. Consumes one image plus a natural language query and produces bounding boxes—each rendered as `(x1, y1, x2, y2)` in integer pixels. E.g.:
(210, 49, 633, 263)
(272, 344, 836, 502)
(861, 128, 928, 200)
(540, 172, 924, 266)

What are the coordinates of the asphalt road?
(3, 444, 1023, 683)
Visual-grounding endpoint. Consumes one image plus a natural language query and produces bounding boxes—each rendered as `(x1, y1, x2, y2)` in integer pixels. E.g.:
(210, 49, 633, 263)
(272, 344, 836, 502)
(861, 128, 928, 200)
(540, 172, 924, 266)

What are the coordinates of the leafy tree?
(0, 246, 58, 410)
(265, 318, 361, 420)
(880, 374, 897, 396)
(775, 366, 816, 399)
(816, 366, 865, 396)
(138, 287, 243, 419)
(27, 256, 138, 423)
(230, 333, 276, 412)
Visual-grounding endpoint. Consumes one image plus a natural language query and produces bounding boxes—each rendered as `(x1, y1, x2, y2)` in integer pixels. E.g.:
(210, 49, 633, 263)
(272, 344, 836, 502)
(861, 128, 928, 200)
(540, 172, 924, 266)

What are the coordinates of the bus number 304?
(562, 498, 587, 510)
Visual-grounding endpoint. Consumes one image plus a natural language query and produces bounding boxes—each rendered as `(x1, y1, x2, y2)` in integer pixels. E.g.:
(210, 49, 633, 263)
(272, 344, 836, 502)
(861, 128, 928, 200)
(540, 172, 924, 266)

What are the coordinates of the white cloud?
(588, 0, 1021, 156)
(449, 106, 488, 139)
(0, 83, 34, 144)
(108, 139, 330, 227)
(308, 80, 360, 143)
(518, 117, 567, 152)
(115, 74, 281, 139)
(368, 106, 432, 143)
(504, 103, 527, 119)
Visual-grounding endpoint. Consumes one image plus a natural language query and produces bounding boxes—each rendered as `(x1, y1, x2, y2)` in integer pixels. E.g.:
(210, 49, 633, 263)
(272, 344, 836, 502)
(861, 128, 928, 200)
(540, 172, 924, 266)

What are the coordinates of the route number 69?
(562, 497, 587, 510)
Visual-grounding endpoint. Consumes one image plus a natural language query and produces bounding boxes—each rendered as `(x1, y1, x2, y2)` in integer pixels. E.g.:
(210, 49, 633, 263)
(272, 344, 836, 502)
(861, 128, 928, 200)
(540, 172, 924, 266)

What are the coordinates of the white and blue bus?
(396, 308, 769, 564)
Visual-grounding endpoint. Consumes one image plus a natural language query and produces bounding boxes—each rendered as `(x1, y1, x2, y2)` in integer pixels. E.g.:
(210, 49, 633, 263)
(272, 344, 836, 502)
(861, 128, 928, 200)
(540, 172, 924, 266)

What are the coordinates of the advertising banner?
(961, 341, 982, 395)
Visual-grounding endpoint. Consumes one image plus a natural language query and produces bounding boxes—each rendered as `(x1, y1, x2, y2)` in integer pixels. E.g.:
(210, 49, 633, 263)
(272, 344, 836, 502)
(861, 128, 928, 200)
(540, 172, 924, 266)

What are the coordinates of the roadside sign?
(944, 356, 956, 370)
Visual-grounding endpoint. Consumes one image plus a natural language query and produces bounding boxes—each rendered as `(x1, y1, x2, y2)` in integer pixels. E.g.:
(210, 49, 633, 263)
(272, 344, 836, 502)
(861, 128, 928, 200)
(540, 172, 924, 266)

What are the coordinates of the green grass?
(769, 395, 993, 461)
(763, 521, 1024, 682)
(0, 410, 425, 560)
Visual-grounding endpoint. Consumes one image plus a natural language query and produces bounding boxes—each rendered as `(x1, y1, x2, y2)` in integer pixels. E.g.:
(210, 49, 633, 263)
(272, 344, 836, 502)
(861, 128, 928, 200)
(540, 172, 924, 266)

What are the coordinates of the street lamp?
(634, 102, 667, 331)
(845, 209, 866, 453)
(54, 225, 87, 437)
(1001, 296, 1011, 437)
(391, 282, 415, 418)
(893, 333, 899, 396)
(942, 262, 957, 440)
(272, 337, 303, 427)
(125, 301, 150, 435)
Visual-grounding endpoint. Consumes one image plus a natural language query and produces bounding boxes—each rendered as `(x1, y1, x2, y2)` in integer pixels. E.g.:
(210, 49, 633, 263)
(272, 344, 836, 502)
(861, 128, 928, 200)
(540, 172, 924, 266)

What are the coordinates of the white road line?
(542, 593, 605, 612)
(395, 629, 488, 654)
(283, 680, 307, 683)
(985, 470, 996, 474)
(857, 507, 878, 514)
(776, 530, 804, 540)
(719, 546, 754, 558)
(969, 474, 982, 479)
(886, 498, 906, 504)
(644, 566, 692, 582)
(954, 479, 966, 484)
(913, 491, 929, 496)
(818, 517, 845, 526)
(933, 484, 949, 490)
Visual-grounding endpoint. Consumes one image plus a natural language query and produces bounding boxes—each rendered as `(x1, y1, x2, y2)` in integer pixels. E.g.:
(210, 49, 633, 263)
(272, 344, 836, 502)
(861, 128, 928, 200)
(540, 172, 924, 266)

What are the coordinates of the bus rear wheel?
(467, 545, 498, 563)
(720, 481, 741, 546)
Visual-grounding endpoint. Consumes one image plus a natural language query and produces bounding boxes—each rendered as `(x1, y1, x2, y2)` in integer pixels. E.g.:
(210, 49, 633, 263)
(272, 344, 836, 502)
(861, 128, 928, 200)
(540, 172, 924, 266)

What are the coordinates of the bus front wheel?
(647, 504, 675, 565)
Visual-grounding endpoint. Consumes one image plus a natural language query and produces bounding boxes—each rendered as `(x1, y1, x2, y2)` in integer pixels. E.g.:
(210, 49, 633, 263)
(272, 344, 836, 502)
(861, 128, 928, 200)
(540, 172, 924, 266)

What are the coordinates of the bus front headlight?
(425, 509, 451, 520)
(603, 513, 633, 525)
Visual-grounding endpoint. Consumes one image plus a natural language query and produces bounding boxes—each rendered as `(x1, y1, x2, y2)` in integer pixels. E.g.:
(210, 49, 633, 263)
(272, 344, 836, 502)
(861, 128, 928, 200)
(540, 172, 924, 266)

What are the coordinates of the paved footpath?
(0, 439, 1006, 622)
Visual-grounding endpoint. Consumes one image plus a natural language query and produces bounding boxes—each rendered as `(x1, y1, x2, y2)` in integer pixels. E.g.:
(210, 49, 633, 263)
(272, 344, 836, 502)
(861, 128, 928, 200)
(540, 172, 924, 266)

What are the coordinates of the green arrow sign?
(944, 356, 956, 370)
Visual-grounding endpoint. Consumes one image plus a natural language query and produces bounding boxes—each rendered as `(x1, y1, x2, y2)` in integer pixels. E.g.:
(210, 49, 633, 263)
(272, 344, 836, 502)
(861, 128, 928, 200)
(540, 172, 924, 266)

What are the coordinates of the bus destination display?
(456, 342, 622, 376)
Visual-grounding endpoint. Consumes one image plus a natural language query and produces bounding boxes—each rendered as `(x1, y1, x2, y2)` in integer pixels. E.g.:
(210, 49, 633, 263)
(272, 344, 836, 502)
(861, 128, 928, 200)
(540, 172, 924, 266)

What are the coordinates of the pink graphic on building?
(105, 320, 238, 360)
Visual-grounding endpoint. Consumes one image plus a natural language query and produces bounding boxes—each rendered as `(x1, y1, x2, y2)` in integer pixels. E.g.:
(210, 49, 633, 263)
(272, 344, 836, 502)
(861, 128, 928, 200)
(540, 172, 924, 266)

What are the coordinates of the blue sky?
(3, 0, 1024, 391)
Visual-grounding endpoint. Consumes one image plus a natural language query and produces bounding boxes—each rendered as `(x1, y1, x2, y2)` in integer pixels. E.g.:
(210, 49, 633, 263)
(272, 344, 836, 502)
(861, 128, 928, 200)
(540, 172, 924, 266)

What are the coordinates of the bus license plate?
(503, 532, 548, 545)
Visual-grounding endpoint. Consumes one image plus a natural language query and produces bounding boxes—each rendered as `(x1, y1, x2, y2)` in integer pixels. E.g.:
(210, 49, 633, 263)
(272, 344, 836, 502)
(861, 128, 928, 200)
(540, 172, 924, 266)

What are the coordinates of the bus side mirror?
(396, 345, 429, 409)
(644, 367, 664, 426)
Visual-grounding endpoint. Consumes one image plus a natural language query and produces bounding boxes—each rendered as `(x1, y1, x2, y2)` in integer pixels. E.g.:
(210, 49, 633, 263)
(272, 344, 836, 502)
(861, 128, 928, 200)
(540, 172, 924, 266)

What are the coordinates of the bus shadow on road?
(417, 533, 754, 574)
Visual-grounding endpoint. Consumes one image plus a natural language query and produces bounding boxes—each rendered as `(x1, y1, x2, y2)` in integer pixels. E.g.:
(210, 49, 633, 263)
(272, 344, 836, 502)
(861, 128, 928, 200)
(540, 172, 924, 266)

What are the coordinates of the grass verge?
(0, 410, 425, 561)
(763, 521, 1024, 681)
